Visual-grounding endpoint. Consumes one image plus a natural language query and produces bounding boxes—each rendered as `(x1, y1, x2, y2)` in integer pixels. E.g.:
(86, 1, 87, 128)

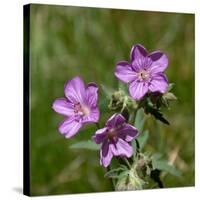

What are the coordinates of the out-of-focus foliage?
(29, 4, 194, 195)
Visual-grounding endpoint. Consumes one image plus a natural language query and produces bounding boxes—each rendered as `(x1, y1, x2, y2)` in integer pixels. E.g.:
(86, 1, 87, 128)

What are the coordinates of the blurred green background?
(29, 4, 194, 196)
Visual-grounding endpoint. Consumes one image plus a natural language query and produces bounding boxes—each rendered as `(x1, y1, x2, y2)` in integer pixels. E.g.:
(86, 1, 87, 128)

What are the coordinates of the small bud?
(138, 159, 146, 168)
(136, 154, 152, 177)
(108, 89, 137, 111)
(108, 90, 124, 110)
(163, 92, 177, 101)
(167, 83, 175, 92)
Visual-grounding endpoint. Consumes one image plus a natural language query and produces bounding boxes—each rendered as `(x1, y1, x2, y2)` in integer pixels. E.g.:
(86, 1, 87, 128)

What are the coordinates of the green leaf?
(134, 108, 145, 132)
(152, 153, 163, 160)
(167, 83, 175, 91)
(137, 130, 149, 149)
(100, 84, 114, 99)
(104, 167, 128, 178)
(99, 97, 108, 112)
(131, 140, 137, 155)
(145, 105, 170, 125)
(118, 82, 128, 94)
(152, 159, 181, 177)
(117, 171, 130, 180)
(163, 92, 177, 101)
(70, 140, 100, 151)
(160, 96, 169, 108)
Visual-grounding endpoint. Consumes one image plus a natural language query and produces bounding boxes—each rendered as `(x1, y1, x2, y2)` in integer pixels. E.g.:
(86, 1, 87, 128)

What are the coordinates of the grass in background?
(29, 4, 194, 195)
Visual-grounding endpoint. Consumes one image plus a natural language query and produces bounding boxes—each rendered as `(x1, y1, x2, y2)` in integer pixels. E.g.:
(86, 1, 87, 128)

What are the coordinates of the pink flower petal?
(106, 114, 125, 128)
(100, 141, 113, 167)
(82, 107, 100, 124)
(85, 83, 98, 107)
(115, 61, 137, 83)
(130, 44, 148, 62)
(111, 138, 133, 157)
(64, 76, 86, 103)
(118, 124, 139, 142)
(93, 127, 107, 144)
(52, 98, 74, 116)
(58, 117, 82, 138)
(129, 80, 148, 100)
(149, 73, 168, 93)
(148, 51, 168, 74)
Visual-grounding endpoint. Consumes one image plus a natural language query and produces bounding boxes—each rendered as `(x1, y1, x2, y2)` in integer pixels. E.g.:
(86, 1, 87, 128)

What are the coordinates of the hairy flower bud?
(108, 89, 137, 112)
(115, 168, 146, 191)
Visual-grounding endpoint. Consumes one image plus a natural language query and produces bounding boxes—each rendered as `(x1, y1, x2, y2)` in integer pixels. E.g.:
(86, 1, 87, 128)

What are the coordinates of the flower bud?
(163, 92, 177, 101)
(108, 89, 137, 112)
(115, 168, 145, 191)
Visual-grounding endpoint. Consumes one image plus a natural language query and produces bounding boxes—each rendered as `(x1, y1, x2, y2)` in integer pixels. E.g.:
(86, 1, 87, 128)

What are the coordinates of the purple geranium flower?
(93, 114, 139, 167)
(52, 76, 100, 138)
(115, 44, 169, 100)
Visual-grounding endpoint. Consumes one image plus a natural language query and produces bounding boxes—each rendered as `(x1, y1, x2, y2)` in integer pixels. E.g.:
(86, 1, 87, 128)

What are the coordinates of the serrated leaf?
(70, 140, 100, 150)
(137, 130, 149, 149)
(152, 159, 181, 177)
(134, 108, 145, 132)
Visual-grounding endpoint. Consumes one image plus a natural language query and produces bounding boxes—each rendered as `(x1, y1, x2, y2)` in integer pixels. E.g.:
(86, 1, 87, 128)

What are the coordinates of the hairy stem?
(135, 138, 140, 153)
(106, 166, 115, 190)
(123, 158, 132, 169)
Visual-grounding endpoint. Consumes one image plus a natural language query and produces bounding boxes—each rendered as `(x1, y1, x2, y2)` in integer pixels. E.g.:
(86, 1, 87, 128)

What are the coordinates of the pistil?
(138, 70, 149, 81)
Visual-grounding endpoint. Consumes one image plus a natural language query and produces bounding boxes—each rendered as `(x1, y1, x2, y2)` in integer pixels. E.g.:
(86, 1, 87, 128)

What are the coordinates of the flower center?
(138, 70, 149, 81)
(74, 103, 90, 116)
(107, 128, 118, 140)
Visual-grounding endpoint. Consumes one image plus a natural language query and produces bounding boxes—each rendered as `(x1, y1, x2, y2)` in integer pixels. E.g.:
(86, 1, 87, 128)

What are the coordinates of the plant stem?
(95, 122, 100, 129)
(106, 166, 115, 190)
(132, 108, 138, 123)
(123, 158, 132, 169)
(135, 139, 140, 153)
(132, 109, 141, 154)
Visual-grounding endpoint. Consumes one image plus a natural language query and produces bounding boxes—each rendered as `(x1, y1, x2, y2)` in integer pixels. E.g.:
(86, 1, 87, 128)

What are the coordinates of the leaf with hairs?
(152, 159, 181, 177)
(70, 140, 100, 150)
(137, 130, 149, 149)
(134, 108, 145, 132)
(104, 167, 128, 179)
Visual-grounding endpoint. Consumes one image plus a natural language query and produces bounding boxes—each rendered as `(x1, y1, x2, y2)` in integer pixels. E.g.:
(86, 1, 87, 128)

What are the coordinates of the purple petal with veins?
(93, 114, 139, 167)
(115, 44, 169, 100)
(52, 76, 100, 138)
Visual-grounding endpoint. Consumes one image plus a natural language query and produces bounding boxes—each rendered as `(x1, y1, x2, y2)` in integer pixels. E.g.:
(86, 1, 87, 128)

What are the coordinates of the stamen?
(107, 128, 117, 140)
(74, 103, 82, 113)
(73, 103, 90, 116)
(138, 70, 149, 81)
